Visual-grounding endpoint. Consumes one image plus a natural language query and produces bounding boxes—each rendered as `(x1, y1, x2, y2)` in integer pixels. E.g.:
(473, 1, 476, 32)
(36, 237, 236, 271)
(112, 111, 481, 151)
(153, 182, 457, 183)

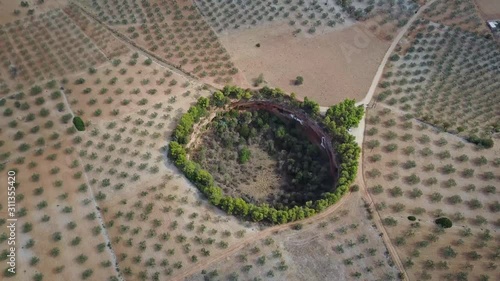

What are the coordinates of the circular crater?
(168, 86, 361, 224)
(189, 100, 339, 209)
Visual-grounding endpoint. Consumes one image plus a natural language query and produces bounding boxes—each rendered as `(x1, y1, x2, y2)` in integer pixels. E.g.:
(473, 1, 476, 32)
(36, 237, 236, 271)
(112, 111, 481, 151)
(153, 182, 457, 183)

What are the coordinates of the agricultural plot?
(362, 107, 500, 281)
(0, 84, 75, 164)
(1, 0, 499, 280)
(375, 19, 500, 139)
(63, 4, 130, 59)
(0, 149, 119, 281)
(186, 194, 400, 281)
(198, 0, 422, 106)
(0, 86, 119, 280)
(75, 88, 208, 202)
(0, 0, 69, 25)
(102, 175, 256, 280)
(475, 0, 500, 20)
(76, 0, 243, 85)
(0, 9, 108, 95)
(219, 21, 390, 105)
(61, 52, 204, 120)
(421, 0, 490, 34)
(194, 0, 419, 36)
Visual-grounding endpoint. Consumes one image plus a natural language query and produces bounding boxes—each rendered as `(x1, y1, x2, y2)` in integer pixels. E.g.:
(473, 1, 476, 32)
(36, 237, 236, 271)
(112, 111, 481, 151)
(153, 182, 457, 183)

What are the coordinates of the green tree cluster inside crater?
(192, 109, 334, 209)
(168, 86, 363, 224)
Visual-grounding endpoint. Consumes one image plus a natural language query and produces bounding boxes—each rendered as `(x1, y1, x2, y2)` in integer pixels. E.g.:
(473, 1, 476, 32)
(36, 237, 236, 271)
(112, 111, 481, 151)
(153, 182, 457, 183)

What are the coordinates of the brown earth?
(0, 0, 68, 25)
(218, 22, 390, 106)
(475, 0, 500, 19)
(0, 143, 117, 281)
(184, 186, 400, 281)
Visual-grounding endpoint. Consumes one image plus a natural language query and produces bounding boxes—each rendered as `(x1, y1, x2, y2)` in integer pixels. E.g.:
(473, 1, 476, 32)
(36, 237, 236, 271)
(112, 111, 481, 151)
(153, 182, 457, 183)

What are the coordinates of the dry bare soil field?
(475, 0, 500, 20)
(207, 0, 420, 105)
(0, 0, 499, 281)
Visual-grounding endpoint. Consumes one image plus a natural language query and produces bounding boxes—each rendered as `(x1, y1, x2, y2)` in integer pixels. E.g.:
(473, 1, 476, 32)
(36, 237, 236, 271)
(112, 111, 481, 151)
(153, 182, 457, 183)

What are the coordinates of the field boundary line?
(171, 191, 353, 281)
(78, 154, 124, 281)
(360, 153, 409, 280)
(60, 7, 110, 62)
(60, 85, 124, 280)
(69, 1, 213, 88)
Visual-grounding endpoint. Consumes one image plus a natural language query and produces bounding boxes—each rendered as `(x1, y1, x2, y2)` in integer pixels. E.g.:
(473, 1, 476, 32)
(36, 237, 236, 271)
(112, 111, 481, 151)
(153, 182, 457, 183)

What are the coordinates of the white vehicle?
(289, 114, 304, 125)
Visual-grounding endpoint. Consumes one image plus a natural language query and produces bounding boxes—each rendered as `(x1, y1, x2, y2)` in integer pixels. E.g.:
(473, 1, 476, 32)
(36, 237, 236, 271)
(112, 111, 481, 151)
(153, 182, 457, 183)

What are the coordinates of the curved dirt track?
(171, 192, 352, 281)
(362, 0, 437, 106)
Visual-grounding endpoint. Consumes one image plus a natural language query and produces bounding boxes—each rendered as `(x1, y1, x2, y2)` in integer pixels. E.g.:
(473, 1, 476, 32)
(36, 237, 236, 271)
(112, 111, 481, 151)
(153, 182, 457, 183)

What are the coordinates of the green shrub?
(325, 99, 364, 128)
(467, 135, 493, 148)
(30, 85, 43, 96)
(390, 54, 400, 61)
(435, 217, 452, 228)
(73, 117, 85, 131)
(294, 76, 304, 85)
(407, 216, 416, 221)
(238, 147, 251, 164)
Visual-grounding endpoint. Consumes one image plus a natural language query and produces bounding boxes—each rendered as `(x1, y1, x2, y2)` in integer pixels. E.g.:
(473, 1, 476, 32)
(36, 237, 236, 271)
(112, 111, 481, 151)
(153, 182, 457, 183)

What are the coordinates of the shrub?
(441, 246, 457, 258)
(253, 73, 265, 86)
(370, 185, 383, 194)
(405, 174, 420, 185)
(389, 186, 402, 197)
(435, 217, 452, 228)
(447, 195, 462, 205)
(409, 188, 423, 199)
(30, 85, 43, 96)
(383, 217, 398, 226)
(294, 76, 304, 85)
(429, 192, 443, 203)
(325, 99, 364, 128)
(238, 147, 251, 164)
(489, 201, 500, 213)
(73, 117, 85, 131)
(390, 54, 400, 61)
(467, 135, 493, 148)
(408, 216, 416, 221)
(75, 78, 85, 84)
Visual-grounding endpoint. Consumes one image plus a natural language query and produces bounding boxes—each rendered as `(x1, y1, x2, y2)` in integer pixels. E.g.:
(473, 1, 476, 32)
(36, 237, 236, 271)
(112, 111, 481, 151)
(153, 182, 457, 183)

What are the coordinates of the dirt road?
(362, 0, 437, 106)
(354, 2, 438, 281)
(171, 192, 353, 281)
